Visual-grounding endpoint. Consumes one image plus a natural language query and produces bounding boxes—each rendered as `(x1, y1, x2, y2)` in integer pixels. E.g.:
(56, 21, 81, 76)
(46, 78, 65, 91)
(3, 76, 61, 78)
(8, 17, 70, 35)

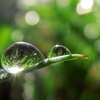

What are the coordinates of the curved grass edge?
(22, 54, 89, 73)
(0, 54, 89, 83)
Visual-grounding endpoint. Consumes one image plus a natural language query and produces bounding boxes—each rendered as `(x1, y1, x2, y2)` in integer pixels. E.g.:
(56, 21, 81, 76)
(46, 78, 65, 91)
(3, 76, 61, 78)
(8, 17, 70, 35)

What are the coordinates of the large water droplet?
(1, 42, 45, 73)
(48, 45, 71, 58)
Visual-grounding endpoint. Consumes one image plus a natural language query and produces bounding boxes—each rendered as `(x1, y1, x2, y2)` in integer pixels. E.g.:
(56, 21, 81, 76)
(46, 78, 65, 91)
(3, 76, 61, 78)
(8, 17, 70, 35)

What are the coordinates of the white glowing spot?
(12, 30, 24, 42)
(25, 11, 40, 25)
(84, 23, 99, 39)
(56, 0, 70, 8)
(80, 0, 93, 9)
(76, 2, 92, 15)
(7, 66, 24, 74)
(76, 0, 94, 15)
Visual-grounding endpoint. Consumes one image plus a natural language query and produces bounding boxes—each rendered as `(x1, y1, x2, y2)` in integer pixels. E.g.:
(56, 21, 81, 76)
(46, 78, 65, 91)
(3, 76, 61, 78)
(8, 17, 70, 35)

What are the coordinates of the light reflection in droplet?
(56, 0, 70, 8)
(84, 23, 99, 39)
(25, 11, 40, 25)
(12, 30, 24, 42)
(7, 66, 24, 74)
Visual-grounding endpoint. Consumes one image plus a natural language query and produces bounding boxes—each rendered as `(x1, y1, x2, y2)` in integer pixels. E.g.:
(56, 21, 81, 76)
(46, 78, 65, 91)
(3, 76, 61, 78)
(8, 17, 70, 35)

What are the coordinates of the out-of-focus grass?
(0, 0, 100, 100)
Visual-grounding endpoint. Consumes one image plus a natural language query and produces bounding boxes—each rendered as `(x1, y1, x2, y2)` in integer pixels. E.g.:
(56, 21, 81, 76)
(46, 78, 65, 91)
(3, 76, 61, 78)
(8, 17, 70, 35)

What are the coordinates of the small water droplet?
(48, 45, 71, 58)
(1, 42, 45, 73)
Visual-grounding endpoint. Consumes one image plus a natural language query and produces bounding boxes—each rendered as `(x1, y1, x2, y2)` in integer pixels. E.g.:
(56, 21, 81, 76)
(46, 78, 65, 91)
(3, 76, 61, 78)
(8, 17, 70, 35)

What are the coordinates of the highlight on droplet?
(6, 66, 24, 74)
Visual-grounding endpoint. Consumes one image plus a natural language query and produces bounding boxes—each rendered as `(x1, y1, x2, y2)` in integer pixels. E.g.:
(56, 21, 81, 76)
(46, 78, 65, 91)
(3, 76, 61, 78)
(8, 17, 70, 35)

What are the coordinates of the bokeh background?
(0, 0, 100, 100)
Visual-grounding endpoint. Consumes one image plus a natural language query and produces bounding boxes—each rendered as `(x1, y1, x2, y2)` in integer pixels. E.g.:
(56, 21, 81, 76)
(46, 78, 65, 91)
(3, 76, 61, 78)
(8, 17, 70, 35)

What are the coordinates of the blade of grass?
(22, 54, 89, 73)
(0, 54, 89, 83)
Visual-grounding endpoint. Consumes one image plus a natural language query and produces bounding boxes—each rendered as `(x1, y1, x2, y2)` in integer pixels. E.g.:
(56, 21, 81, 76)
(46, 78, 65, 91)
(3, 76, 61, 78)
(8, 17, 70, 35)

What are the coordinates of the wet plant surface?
(0, 42, 89, 83)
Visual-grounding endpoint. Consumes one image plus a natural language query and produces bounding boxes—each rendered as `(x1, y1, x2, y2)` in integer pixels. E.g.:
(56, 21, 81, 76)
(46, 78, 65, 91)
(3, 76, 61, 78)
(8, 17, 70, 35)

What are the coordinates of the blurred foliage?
(0, 0, 100, 100)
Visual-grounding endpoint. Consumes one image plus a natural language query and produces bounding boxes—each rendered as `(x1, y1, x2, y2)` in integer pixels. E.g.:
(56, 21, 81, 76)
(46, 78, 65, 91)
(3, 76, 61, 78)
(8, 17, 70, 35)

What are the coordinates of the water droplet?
(1, 42, 45, 73)
(48, 45, 71, 58)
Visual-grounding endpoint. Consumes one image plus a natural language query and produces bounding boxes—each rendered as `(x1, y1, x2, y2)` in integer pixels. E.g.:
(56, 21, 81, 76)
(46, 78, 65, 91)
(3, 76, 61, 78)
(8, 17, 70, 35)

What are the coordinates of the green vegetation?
(0, 0, 100, 100)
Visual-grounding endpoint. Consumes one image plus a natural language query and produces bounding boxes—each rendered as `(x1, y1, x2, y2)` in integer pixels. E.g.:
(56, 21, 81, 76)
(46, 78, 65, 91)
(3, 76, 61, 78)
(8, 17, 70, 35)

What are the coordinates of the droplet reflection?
(48, 45, 71, 58)
(1, 42, 45, 73)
